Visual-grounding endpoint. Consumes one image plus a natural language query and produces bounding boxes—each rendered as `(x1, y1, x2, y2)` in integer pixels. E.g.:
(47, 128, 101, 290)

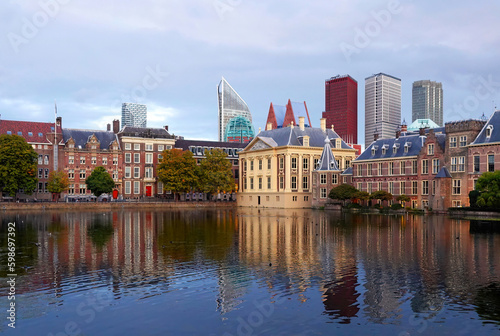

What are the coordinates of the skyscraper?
(218, 77, 252, 142)
(365, 73, 401, 148)
(412, 80, 443, 126)
(322, 75, 358, 144)
(121, 103, 147, 128)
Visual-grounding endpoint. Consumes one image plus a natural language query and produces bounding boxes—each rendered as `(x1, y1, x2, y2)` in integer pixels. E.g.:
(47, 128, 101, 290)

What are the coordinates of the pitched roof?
(435, 167, 452, 178)
(118, 126, 174, 139)
(341, 167, 353, 175)
(0, 120, 62, 144)
(315, 137, 340, 171)
(356, 134, 425, 161)
(470, 110, 500, 145)
(253, 126, 353, 149)
(175, 139, 247, 150)
(63, 129, 119, 149)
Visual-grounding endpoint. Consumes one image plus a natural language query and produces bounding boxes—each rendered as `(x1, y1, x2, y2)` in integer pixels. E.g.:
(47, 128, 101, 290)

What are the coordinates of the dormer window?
(381, 144, 388, 155)
(486, 125, 493, 138)
(392, 144, 400, 154)
(372, 148, 376, 156)
(404, 142, 411, 153)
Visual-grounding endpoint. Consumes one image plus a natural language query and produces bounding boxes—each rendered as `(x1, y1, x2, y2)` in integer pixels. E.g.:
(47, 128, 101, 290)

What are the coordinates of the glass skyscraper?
(412, 80, 443, 127)
(365, 73, 401, 148)
(218, 77, 252, 142)
(122, 103, 147, 128)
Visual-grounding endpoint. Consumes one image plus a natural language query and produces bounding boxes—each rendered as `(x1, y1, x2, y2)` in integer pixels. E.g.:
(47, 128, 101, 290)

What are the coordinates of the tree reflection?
(87, 218, 114, 249)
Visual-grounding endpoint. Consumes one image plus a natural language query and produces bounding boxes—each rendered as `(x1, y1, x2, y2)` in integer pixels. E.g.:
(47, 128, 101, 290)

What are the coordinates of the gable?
(248, 139, 272, 151)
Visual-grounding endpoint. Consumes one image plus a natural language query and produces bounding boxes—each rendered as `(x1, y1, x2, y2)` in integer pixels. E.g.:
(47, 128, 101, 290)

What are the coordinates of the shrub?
(391, 203, 403, 210)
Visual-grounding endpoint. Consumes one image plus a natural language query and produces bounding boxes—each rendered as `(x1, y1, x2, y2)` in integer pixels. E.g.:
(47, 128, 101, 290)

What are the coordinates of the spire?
(315, 136, 340, 171)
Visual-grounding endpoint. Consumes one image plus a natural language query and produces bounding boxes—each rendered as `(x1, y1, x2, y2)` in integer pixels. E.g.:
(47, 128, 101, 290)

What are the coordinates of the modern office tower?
(121, 103, 147, 128)
(225, 115, 255, 143)
(412, 80, 443, 127)
(364, 73, 401, 148)
(218, 77, 252, 142)
(322, 75, 358, 144)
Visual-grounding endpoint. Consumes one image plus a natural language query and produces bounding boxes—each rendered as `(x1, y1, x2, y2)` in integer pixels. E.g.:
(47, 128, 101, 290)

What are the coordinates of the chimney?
(266, 122, 273, 131)
(113, 119, 120, 134)
(396, 127, 401, 139)
(373, 128, 379, 142)
(164, 125, 169, 131)
(401, 119, 407, 133)
(107, 123, 111, 132)
(259, 127, 262, 133)
(299, 116, 305, 131)
(419, 127, 426, 136)
(290, 121, 294, 129)
(56, 116, 62, 128)
(320, 118, 326, 132)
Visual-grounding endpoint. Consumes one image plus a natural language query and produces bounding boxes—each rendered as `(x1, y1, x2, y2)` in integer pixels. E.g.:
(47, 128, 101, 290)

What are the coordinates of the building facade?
(122, 103, 147, 128)
(238, 118, 357, 208)
(323, 75, 358, 144)
(365, 73, 402, 149)
(311, 137, 342, 207)
(224, 115, 255, 143)
(218, 77, 253, 142)
(412, 80, 443, 127)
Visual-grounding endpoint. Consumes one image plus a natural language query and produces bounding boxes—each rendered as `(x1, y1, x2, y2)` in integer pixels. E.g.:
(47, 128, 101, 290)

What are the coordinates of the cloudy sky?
(1, 0, 499, 145)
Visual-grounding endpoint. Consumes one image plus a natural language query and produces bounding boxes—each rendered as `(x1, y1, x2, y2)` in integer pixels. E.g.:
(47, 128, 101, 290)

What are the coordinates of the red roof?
(0, 120, 62, 144)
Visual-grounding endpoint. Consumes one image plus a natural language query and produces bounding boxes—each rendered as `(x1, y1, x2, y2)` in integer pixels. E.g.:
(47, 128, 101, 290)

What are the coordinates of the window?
(134, 153, 140, 163)
(146, 144, 153, 151)
(314, 158, 319, 169)
(268, 159, 271, 170)
(428, 144, 434, 155)
(38, 182, 43, 193)
(459, 157, 465, 172)
(422, 159, 429, 174)
(389, 162, 394, 176)
(68, 169, 74, 179)
(332, 174, 338, 184)
(389, 181, 394, 194)
(473, 155, 480, 173)
(79, 184, 86, 194)
(368, 182, 373, 194)
(134, 144, 140, 151)
(400, 161, 405, 175)
(125, 167, 131, 178)
(258, 159, 263, 170)
(279, 176, 284, 189)
(146, 153, 153, 164)
(6, 131, 11, 135)
(459, 136, 467, 147)
(422, 180, 429, 195)
(69, 156, 74, 164)
(258, 177, 262, 190)
(450, 137, 457, 148)
(452, 200, 462, 207)
(113, 156, 118, 165)
(432, 159, 440, 174)
(303, 158, 309, 170)
(291, 176, 297, 190)
(125, 181, 131, 194)
(304, 196, 309, 202)
(451, 157, 458, 172)
(291, 157, 297, 169)
(357, 182, 363, 191)
(453, 179, 461, 195)
(412, 161, 418, 174)
(279, 157, 284, 169)
(412, 181, 418, 195)
(422, 200, 429, 208)
(134, 167, 140, 178)
(102, 157, 108, 165)
(368, 163, 373, 176)
(145, 167, 153, 178)
(320, 188, 327, 199)
(17, 131, 22, 136)
(302, 176, 308, 190)
(125, 153, 131, 163)
(91, 145, 96, 150)
(79, 170, 86, 179)
(38, 169, 43, 178)
(124, 143, 131, 150)
(44, 155, 49, 165)
(113, 170, 118, 180)
(134, 181, 140, 194)
(378, 163, 382, 176)
(38, 155, 43, 164)
(158, 145, 164, 151)
(486, 125, 493, 138)
(243, 178, 247, 190)
(250, 178, 254, 190)
(357, 165, 362, 177)
(68, 184, 74, 195)
(488, 154, 495, 172)
(432, 180, 436, 195)
(320, 174, 327, 184)
(345, 160, 351, 168)
(80, 157, 85, 164)
(250, 160, 254, 171)
(400, 181, 405, 195)
(157, 181, 164, 194)
(267, 177, 271, 189)
(292, 196, 298, 202)
(91, 157, 97, 165)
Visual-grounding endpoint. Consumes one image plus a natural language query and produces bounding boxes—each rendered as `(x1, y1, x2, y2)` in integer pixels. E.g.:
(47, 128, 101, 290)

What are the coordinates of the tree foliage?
(396, 194, 411, 203)
(157, 149, 199, 197)
(0, 135, 38, 196)
(47, 170, 70, 194)
(370, 190, 393, 201)
(199, 149, 235, 193)
(85, 166, 115, 197)
(328, 184, 359, 204)
(475, 171, 500, 208)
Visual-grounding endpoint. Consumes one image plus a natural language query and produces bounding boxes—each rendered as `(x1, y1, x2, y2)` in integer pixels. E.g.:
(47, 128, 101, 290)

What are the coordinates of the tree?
(328, 184, 359, 205)
(469, 190, 481, 209)
(85, 166, 115, 197)
(370, 190, 393, 207)
(157, 149, 200, 200)
(475, 171, 500, 208)
(396, 194, 411, 206)
(47, 170, 70, 201)
(353, 191, 370, 206)
(199, 149, 235, 194)
(0, 135, 38, 197)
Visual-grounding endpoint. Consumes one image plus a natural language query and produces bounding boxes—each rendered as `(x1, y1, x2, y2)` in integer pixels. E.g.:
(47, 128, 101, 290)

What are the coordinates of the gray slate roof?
(357, 134, 426, 161)
(435, 167, 452, 178)
(119, 126, 174, 139)
(470, 111, 500, 145)
(315, 137, 340, 171)
(255, 126, 353, 149)
(341, 167, 353, 175)
(63, 129, 119, 149)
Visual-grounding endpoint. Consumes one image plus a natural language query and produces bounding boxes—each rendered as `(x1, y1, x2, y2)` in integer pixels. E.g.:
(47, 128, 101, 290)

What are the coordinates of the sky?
(1, 0, 500, 146)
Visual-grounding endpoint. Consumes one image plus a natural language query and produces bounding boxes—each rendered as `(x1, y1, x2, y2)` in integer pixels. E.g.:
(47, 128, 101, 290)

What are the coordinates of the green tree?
(328, 184, 359, 205)
(353, 191, 370, 206)
(370, 190, 393, 207)
(396, 194, 411, 206)
(199, 149, 235, 194)
(157, 149, 200, 200)
(0, 135, 38, 197)
(475, 171, 500, 208)
(47, 170, 70, 201)
(85, 166, 115, 197)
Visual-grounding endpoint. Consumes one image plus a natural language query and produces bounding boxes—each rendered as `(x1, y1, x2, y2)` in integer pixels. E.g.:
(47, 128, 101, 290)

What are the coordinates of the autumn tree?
(328, 184, 359, 205)
(475, 171, 500, 208)
(396, 194, 411, 206)
(47, 170, 70, 201)
(370, 190, 393, 207)
(85, 166, 115, 197)
(199, 149, 235, 194)
(0, 135, 38, 197)
(157, 149, 199, 200)
(353, 191, 370, 206)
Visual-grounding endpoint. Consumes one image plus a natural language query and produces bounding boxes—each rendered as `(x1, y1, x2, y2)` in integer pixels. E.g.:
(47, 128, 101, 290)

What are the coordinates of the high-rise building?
(122, 103, 147, 128)
(322, 75, 358, 144)
(225, 115, 255, 143)
(412, 80, 443, 126)
(365, 73, 401, 148)
(218, 77, 252, 142)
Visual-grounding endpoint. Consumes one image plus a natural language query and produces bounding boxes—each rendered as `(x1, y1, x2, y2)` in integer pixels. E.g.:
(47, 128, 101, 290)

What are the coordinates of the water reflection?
(0, 209, 499, 335)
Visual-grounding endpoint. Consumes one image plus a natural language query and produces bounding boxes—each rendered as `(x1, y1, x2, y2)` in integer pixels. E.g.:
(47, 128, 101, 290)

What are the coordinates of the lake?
(1, 208, 499, 335)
